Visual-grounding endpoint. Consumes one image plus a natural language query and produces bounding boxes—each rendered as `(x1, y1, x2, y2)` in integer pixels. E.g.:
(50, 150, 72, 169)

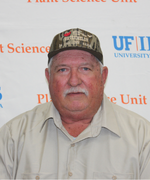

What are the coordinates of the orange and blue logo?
(0, 87, 3, 108)
(112, 36, 150, 58)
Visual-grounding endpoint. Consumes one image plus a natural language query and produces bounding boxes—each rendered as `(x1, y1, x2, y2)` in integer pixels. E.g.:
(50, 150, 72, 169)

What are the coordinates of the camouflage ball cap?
(48, 28, 103, 64)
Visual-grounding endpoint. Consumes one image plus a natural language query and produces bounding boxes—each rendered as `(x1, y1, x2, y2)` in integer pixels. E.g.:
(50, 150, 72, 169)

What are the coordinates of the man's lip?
(67, 92, 84, 95)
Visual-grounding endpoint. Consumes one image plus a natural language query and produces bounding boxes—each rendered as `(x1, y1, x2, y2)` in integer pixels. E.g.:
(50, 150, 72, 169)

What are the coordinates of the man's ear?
(102, 66, 108, 85)
(45, 68, 50, 82)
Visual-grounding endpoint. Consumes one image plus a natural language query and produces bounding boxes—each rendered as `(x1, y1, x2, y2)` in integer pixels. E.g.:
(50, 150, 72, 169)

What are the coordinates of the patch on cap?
(64, 31, 71, 37)
(48, 28, 103, 64)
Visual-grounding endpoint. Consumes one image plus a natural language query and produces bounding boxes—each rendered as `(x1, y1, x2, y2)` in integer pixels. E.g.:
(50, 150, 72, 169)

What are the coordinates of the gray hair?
(48, 56, 103, 75)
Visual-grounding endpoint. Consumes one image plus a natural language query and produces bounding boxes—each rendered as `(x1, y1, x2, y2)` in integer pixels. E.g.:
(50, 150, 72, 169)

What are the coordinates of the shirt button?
(112, 175, 117, 180)
(35, 176, 40, 180)
(68, 172, 73, 176)
(71, 143, 75, 147)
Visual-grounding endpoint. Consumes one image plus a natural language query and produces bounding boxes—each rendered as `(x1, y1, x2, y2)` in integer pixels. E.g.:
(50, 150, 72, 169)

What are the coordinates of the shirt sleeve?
(0, 124, 14, 179)
(139, 122, 150, 179)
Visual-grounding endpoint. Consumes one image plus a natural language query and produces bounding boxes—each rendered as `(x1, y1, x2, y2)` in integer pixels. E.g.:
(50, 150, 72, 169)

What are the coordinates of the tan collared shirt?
(0, 94, 150, 179)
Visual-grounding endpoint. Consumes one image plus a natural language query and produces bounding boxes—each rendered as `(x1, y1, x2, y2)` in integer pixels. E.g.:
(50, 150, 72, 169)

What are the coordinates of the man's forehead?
(53, 49, 96, 62)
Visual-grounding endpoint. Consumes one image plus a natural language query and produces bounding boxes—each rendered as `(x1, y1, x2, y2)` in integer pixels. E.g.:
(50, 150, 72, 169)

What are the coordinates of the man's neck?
(61, 117, 92, 137)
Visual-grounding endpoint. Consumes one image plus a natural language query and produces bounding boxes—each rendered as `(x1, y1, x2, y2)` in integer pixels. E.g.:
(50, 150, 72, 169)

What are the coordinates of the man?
(0, 28, 150, 179)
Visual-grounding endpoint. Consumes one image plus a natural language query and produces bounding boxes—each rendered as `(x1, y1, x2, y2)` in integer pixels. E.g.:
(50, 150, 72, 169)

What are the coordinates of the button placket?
(67, 142, 76, 178)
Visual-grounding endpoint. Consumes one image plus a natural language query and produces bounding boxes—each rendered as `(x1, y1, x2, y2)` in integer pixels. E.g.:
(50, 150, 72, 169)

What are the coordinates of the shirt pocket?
(22, 172, 57, 179)
(93, 172, 133, 180)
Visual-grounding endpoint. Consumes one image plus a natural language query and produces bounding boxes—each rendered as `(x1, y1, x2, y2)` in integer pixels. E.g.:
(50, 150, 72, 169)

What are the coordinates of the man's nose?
(68, 69, 82, 87)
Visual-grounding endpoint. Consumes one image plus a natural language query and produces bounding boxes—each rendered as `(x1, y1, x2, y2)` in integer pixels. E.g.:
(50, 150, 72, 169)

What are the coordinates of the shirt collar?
(40, 94, 121, 138)
(40, 102, 62, 131)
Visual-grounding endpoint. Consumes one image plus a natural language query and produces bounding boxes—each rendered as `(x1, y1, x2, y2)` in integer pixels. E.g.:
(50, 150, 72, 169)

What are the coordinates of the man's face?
(45, 50, 108, 120)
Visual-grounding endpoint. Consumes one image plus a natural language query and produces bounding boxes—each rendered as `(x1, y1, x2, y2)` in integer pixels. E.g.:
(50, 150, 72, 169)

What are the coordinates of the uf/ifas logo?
(112, 36, 150, 51)
(0, 87, 3, 108)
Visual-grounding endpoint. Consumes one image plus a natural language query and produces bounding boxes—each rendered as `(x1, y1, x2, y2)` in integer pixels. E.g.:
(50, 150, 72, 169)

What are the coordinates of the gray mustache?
(64, 87, 88, 97)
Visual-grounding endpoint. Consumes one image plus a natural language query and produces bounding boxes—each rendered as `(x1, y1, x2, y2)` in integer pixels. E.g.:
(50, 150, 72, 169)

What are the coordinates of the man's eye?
(83, 67, 90, 71)
(58, 68, 66, 72)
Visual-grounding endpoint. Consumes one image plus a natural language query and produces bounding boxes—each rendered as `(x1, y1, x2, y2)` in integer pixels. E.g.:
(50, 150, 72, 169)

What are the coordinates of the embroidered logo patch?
(64, 32, 71, 37)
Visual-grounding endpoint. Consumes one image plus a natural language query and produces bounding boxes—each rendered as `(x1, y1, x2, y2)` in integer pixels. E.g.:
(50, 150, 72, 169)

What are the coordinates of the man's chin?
(65, 104, 88, 112)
